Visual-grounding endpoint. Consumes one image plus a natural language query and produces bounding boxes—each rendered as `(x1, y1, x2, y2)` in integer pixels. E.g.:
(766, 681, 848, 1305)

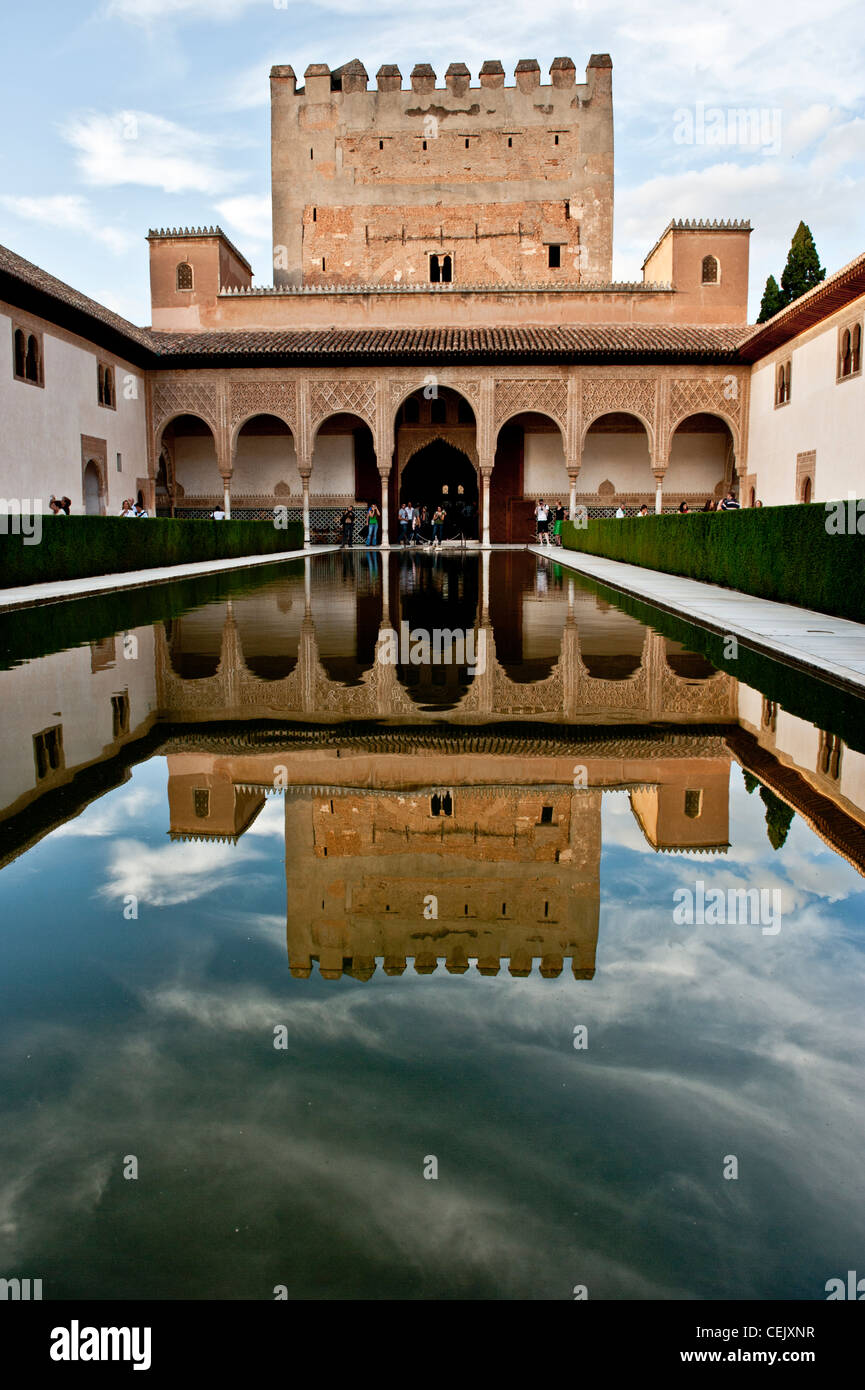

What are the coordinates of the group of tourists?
(534, 500, 567, 545)
(397, 501, 448, 548)
(120, 498, 150, 517)
(609, 492, 748, 518)
(48, 495, 71, 515)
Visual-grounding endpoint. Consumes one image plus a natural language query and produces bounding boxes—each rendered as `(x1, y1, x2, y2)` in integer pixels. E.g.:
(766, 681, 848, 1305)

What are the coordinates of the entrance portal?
(400, 443, 478, 540)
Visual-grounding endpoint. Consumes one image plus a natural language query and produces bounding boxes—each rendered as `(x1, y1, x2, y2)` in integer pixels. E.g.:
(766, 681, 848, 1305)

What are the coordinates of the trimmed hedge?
(562, 502, 865, 622)
(0, 558, 303, 670)
(0, 516, 305, 588)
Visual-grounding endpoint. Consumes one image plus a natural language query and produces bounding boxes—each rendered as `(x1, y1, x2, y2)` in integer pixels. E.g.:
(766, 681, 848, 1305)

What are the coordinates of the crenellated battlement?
(269, 54, 612, 97)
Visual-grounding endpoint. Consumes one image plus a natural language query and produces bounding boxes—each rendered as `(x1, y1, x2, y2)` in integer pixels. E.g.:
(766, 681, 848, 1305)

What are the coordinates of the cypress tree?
(779, 221, 826, 306)
(759, 786, 795, 851)
(757, 274, 784, 323)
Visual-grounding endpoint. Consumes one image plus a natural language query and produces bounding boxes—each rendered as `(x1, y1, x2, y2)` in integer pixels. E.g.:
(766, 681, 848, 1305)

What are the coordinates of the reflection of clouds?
(99, 836, 266, 907)
(52, 786, 160, 839)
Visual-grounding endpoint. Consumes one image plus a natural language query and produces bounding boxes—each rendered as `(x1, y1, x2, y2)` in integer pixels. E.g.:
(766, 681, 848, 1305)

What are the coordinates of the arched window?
(840, 328, 852, 377)
(853, 324, 862, 374)
(105, 367, 114, 406)
(13, 328, 26, 378)
(801, 475, 812, 504)
(430, 253, 452, 283)
(176, 262, 194, 291)
(775, 360, 792, 406)
(701, 254, 719, 284)
(25, 334, 40, 383)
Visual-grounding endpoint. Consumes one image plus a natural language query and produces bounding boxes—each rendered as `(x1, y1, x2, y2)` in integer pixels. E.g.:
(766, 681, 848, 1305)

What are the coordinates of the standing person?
(702, 498, 716, 512)
(211, 504, 225, 520)
(398, 502, 411, 547)
(410, 509, 423, 546)
(614, 505, 625, 518)
(677, 501, 690, 514)
(340, 506, 355, 546)
(637, 504, 649, 517)
(535, 499, 550, 544)
(432, 504, 446, 548)
(364, 502, 380, 546)
(553, 502, 566, 546)
(719, 491, 740, 511)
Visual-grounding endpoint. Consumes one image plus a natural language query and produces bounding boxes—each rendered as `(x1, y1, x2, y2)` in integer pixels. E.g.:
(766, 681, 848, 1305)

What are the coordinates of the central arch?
(399, 441, 478, 539)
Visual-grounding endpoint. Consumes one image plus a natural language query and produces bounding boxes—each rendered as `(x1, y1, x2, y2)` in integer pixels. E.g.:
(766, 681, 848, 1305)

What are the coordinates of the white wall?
(747, 294, 865, 505)
(0, 304, 148, 513)
(310, 434, 354, 495)
(0, 627, 157, 820)
(578, 433, 653, 493)
(524, 432, 568, 494)
(233, 433, 297, 494)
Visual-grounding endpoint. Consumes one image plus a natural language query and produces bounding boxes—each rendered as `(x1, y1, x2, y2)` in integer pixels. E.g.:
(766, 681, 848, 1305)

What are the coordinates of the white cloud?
(215, 194, 271, 244)
(61, 110, 247, 195)
(0, 194, 133, 255)
(99, 836, 265, 906)
(104, 0, 265, 21)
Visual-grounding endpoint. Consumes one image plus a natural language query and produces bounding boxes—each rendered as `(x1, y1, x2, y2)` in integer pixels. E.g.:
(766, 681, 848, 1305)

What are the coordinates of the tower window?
(176, 262, 193, 291)
(548, 244, 561, 269)
(554, 133, 559, 145)
(684, 789, 703, 819)
(507, 136, 512, 147)
(321, 257, 326, 271)
(379, 140, 384, 150)
(312, 207, 317, 222)
(422, 140, 427, 151)
(701, 254, 719, 284)
(429, 253, 453, 284)
(309, 148, 314, 159)
(539, 805, 554, 824)
(193, 789, 210, 819)
(98, 362, 115, 409)
(465, 138, 470, 148)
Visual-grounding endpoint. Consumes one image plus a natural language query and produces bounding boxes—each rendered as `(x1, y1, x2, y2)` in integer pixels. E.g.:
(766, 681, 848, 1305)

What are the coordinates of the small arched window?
(176, 261, 194, 291)
(802, 475, 812, 504)
(104, 367, 114, 406)
(853, 324, 862, 374)
(701, 254, 719, 284)
(25, 334, 40, 382)
(13, 328, 26, 378)
(775, 360, 792, 406)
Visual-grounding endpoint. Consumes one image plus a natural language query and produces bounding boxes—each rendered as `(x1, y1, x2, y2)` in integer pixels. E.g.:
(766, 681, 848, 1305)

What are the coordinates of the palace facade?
(0, 54, 862, 537)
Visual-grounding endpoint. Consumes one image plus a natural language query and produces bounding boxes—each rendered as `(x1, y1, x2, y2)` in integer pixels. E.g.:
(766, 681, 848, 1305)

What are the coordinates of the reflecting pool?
(0, 551, 863, 1299)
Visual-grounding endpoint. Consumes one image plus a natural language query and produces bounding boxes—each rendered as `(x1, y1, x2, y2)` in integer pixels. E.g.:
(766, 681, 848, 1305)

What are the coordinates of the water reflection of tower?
(284, 773, 601, 981)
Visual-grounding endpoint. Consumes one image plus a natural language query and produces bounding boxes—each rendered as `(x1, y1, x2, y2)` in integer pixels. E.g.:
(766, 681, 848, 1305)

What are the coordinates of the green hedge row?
(0, 516, 305, 588)
(562, 502, 865, 622)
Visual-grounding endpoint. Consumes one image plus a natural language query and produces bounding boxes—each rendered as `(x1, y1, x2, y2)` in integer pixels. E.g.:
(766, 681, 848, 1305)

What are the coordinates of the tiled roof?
(149, 323, 749, 362)
(737, 251, 865, 361)
(0, 242, 154, 360)
(0, 238, 749, 364)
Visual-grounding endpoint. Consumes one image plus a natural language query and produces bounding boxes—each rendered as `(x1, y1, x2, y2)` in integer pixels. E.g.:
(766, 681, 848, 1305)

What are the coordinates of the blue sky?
(0, 0, 863, 324)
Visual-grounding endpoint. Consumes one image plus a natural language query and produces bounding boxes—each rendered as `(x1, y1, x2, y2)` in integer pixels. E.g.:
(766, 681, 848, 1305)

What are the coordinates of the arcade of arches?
(148, 364, 749, 542)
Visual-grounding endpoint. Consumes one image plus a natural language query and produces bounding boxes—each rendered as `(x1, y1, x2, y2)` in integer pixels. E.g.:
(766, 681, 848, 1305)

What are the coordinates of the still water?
(0, 551, 863, 1300)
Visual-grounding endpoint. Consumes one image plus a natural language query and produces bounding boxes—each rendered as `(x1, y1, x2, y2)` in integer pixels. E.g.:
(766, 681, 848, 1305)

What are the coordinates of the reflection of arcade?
(158, 554, 736, 723)
(163, 738, 733, 981)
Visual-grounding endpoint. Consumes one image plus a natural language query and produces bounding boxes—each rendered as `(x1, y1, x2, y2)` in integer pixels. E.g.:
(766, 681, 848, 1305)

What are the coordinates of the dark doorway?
(400, 443, 478, 539)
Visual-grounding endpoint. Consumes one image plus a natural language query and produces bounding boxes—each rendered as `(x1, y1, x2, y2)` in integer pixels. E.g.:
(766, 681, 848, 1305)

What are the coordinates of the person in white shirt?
(615, 506, 625, 518)
(211, 506, 225, 520)
(535, 500, 551, 544)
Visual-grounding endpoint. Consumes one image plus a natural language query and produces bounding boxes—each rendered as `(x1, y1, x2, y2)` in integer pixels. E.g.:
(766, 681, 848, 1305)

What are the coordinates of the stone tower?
(269, 55, 614, 289)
